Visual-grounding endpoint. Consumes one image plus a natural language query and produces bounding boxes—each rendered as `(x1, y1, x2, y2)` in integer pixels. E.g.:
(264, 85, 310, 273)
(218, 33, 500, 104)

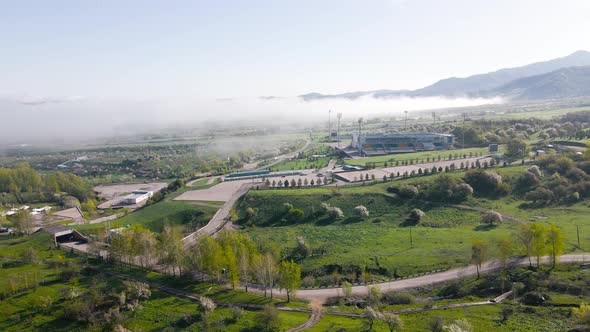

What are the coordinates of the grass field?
(73, 200, 219, 236)
(345, 147, 493, 167)
(238, 165, 590, 278)
(273, 156, 332, 171)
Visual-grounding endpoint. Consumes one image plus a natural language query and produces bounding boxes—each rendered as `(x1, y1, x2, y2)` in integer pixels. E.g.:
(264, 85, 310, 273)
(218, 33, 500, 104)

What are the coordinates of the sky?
(1, 0, 590, 142)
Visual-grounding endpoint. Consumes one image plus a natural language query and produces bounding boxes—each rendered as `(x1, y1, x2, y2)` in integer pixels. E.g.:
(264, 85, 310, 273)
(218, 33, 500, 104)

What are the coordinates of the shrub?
(398, 185, 419, 199)
(384, 292, 415, 304)
(287, 208, 305, 222)
(521, 292, 551, 306)
(481, 210, 502, 225)
(408, 209, 425, 222)
(353, 205, 370, 218)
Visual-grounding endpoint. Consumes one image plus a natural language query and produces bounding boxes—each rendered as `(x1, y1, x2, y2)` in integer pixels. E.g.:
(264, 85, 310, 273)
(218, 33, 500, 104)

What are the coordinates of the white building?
(121, 191, 153, 205)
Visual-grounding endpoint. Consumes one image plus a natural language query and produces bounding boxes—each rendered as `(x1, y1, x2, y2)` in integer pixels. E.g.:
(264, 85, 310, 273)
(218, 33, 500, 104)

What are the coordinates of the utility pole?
(410, 228, 413, 248)
(432, 111, 436, 127)
(577, 224, 581, 249)
(404, 110, 409, 130)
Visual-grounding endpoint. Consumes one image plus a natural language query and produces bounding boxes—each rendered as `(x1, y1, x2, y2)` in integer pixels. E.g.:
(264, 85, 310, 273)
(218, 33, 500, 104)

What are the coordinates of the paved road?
(182, 183, 252, 247)
(249, 254, 589, 303)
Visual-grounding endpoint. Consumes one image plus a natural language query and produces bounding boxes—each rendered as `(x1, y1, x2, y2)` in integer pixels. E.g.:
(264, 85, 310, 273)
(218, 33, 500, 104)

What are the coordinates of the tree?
(524, 187, 553, 205)
(245, 207, 257, 220)
(481, 210, 502, 225)
(255, 253, 278, 298)
(363, 307, 380, 331)
(278, 260, 301, 302)
(13, 210, 34, 235)
(471, 239, 488, 279)
(506, 139, 527, 158)
(530, 223, 547, 268)
(408, 208, 425, 223)
(287, 208, 305, 222)
(496, 238, 513, 270)
(256, 305, 281, 332)
(342, 280, 352, 298)
(381, 312, 403, 332)
(515, 223, 534, 267)
(199, 296, 216, 329)
(572, 303, 590, 325)
(398, 185, 419, 199)
(158, 225, 184, 276)
(546, 225, 566, 268)
(353, 205, 370, 218)
(367, 285, 382, 306)
(443, 319, 473, 332)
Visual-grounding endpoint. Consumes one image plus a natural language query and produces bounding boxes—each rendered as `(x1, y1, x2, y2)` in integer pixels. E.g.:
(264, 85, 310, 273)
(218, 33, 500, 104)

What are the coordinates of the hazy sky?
(2, 0, 590, 100)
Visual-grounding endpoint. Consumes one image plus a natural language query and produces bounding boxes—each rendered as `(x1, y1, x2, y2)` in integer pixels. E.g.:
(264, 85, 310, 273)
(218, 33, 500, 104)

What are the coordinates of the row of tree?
(471, 223, 566, 279)
(107, 227, 302, 301)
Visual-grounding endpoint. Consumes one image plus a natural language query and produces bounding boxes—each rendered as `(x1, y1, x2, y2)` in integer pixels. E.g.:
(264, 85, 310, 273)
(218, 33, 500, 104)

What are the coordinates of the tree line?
(107, 227, 302, 301)
(0, 163, 94, 204)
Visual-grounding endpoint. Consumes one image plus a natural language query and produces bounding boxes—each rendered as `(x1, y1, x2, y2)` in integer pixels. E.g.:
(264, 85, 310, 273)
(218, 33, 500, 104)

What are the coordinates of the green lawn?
(73, 200, 219, 236)
(238, 165, 590, 279)
(345, 147, 493, 167)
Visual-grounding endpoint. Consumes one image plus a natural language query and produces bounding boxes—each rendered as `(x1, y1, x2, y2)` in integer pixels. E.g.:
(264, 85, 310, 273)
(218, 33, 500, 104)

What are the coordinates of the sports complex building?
(350, 133, 455, 156)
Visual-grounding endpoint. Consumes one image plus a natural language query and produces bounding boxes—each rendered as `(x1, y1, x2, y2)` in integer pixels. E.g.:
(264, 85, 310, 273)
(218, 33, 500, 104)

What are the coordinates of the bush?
(481, 211, 502, 225)
(398, 185, 419, 199)
(408, 209, 425, 222)
(521, 292, 551, 306)
(384, 292, 415, 305)
(287, 208, 305, 222)
(353, 205, 369, 218)
(464, 169, 505, 196)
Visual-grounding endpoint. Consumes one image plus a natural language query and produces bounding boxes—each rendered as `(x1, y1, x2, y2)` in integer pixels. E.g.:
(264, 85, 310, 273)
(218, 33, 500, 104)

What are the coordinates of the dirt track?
(250, 254, 590, 303)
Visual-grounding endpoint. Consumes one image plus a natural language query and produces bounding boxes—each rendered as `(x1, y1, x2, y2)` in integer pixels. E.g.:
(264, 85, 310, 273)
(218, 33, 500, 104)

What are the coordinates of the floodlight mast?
(337, 112, 342, 148)
(328, 110, 332, 140)
(404, 110, 409, 130)
(357, 117, 363, 155)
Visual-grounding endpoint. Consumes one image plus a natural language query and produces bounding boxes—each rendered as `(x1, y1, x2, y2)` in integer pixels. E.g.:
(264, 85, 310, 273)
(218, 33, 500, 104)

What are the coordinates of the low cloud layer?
(0, 95, 503, 146)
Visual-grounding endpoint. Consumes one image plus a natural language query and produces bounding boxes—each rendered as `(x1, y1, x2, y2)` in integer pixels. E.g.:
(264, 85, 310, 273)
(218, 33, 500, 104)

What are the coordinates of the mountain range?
(300, 50, 590, 101)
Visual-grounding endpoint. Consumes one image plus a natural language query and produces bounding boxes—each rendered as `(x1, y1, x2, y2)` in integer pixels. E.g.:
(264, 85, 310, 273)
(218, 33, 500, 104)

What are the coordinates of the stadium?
(350, 132, 455, 156)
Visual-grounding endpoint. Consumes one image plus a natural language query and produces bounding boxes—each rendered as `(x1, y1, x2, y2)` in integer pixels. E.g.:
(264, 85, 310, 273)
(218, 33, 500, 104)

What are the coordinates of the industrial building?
(121, 190, 153, 205)
(351, 133, 455, 156)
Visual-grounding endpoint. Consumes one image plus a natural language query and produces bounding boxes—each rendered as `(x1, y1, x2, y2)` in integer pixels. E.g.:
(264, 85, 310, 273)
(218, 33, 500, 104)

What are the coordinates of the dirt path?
(248, 254, 589, 303)
(286, 301, 322, 332)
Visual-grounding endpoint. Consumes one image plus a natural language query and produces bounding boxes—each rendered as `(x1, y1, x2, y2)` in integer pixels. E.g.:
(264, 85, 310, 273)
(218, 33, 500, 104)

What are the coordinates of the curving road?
(250, 253, 589, 303)
(182, 183, 252, 247)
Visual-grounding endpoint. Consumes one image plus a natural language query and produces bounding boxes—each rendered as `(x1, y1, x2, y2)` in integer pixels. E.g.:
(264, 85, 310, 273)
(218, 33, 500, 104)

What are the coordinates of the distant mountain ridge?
(300, 50, 590, 101)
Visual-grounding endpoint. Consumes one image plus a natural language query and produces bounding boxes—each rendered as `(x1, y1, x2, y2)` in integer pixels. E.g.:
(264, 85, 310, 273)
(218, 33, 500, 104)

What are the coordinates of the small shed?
(41, 225, 86, 245)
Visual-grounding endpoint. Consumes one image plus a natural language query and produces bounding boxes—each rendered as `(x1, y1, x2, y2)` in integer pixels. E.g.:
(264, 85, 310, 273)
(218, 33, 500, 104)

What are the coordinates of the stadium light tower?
(328, 110, 332, 140)
(337, 112, 342, 148)
(357, 117, 363, 155)
(404, 110, 409, 130)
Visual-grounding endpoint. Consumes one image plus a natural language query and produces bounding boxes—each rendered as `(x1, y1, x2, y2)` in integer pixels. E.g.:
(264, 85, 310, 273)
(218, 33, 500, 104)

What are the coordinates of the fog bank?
(0, 95, 503, 145)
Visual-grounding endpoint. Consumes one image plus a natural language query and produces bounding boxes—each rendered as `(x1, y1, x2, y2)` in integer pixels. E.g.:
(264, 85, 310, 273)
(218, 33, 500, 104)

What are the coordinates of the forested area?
(0, 163, 94, 205)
